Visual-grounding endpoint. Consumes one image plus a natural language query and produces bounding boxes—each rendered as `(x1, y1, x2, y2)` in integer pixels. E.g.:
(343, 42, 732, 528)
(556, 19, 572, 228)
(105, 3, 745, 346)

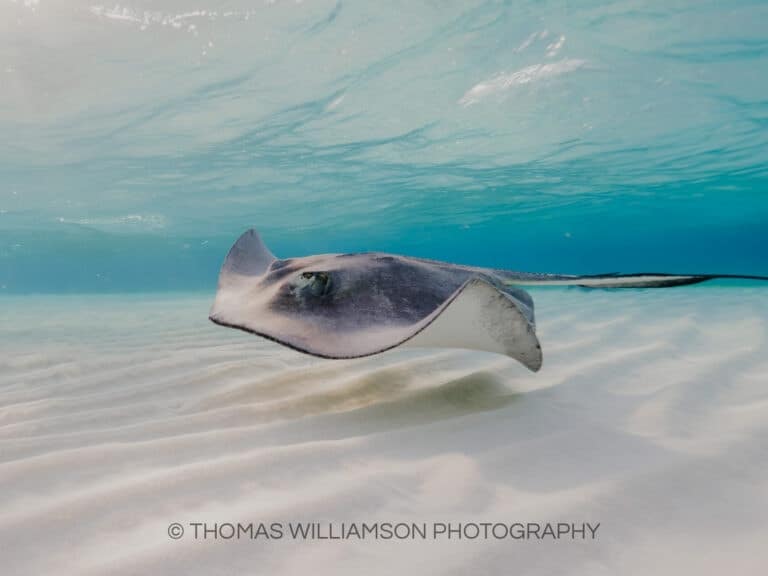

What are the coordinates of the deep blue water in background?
(1, 0, 766, 293)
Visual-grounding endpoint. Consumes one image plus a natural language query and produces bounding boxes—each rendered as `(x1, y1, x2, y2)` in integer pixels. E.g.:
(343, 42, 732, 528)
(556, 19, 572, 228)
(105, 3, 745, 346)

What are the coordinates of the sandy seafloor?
(1, 287, 767, 575)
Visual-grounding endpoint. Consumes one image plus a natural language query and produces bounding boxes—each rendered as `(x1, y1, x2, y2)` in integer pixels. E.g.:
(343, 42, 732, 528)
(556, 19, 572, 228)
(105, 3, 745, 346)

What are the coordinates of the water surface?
(1, 0, 766, 292)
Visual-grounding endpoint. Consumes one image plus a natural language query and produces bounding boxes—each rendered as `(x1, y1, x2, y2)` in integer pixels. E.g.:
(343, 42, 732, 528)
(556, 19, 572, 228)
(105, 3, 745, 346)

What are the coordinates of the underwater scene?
(1, 1, 767, 574)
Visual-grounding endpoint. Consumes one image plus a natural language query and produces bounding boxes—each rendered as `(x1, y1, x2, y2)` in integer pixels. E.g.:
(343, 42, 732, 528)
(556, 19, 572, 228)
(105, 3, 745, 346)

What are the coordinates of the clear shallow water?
(1, 0, 767, 292)
(2, 6, 768, 572)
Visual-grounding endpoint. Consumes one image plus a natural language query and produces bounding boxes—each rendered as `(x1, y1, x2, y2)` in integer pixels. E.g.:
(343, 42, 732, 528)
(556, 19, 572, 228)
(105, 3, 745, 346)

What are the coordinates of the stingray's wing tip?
(525, 340, 543, 372)
(512, 321, 542, 372)
(461, 277, 543, 372)
(218, 228, 276, 283)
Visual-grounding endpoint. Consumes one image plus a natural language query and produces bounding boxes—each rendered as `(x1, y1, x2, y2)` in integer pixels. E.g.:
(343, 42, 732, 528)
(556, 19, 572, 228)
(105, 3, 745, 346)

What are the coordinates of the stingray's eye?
(302, 271, 328, 282)
(299, 271, 331, 295)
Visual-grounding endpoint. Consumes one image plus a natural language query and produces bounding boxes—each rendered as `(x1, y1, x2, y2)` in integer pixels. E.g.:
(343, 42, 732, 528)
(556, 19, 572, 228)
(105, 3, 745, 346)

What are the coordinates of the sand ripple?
(1, 289, 767, 575)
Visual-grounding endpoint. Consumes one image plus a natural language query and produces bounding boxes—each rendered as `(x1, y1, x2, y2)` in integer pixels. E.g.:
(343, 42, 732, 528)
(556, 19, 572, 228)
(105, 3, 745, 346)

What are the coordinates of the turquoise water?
(1, 0, 766, 293)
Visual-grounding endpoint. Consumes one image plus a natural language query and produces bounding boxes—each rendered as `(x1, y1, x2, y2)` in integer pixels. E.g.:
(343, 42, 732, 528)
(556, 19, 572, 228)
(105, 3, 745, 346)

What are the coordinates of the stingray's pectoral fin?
(210, 229, 276, 321)
(218, 228, 275, 284)
(406, 278, 543, 372)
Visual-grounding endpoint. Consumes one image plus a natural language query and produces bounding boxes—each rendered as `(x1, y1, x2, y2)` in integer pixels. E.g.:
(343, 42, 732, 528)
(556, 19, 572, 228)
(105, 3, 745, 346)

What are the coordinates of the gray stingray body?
(210, 229, 768, 372)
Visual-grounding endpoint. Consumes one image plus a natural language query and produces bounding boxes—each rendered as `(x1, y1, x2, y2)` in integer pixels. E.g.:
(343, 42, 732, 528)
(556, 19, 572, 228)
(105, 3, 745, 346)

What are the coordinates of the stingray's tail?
(500, 272, 768, 289)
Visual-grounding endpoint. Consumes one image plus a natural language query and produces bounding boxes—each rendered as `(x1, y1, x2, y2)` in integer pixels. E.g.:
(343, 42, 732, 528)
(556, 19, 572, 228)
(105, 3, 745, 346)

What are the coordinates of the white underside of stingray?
(210, 229, 767, 372)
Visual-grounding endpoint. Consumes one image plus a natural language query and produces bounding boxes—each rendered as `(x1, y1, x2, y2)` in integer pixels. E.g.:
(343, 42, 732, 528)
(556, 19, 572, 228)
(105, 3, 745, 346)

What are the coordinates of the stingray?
(209, 229, 767, 371)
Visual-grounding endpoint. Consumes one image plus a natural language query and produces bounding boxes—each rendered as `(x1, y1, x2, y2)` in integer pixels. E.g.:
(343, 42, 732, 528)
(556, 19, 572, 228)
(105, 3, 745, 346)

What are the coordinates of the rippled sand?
(1, 288, 767, 575)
